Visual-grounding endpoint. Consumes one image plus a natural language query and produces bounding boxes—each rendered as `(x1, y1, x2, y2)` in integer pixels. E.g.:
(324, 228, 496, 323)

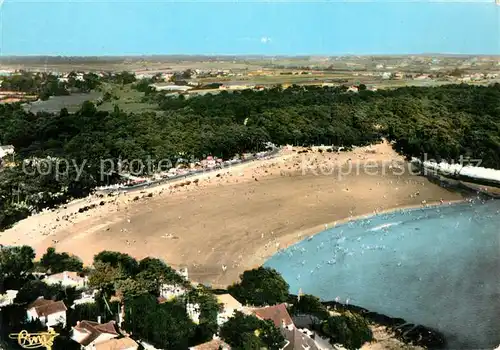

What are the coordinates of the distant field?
(0, 60, 265, 73)
(2, 55, 500, 75)
(97, 84, 158, 113)
(23, 92, 102, 113)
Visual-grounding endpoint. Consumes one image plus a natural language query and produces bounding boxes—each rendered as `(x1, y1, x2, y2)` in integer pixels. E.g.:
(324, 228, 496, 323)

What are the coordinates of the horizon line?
(1, 53, 500, 60)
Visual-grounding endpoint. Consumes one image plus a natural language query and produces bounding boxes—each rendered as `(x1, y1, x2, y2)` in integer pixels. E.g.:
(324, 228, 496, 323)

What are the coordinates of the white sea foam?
(368, 221, 402, 232)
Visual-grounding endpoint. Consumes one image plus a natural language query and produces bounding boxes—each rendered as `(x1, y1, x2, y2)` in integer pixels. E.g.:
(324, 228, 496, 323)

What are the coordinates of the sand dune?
(0, 142, 464, 287)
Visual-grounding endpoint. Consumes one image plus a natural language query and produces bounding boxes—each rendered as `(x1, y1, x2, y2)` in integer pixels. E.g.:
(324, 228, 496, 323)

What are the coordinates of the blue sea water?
(264, 200, 500, 349)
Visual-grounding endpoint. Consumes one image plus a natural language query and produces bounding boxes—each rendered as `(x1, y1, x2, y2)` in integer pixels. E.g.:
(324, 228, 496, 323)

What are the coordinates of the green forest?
(1, 82, 500, 230)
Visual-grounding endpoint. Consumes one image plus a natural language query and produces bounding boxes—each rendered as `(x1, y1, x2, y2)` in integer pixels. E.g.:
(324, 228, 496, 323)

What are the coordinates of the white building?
(43, 271, 88, 289)
(177, 267, 189, 280)
(159, 283, 186, 301)
(71, 320, 119, 350)
(26, 298, 67, 328)
(216, 294, 243, 325)
(150, 84, 192, 92)
(72, 290, 98, 307)
(0, 145, 14, 159)
(140, 341, 163, 350)
(219, 82, 255, 90)
(135, 73, 155, 80)
(251, 303, 330, 350)
(0, 69, 15, 76)
(0, 290, 18, 308)
(186, 303, 201, 324)
(381, 72, 392, 80)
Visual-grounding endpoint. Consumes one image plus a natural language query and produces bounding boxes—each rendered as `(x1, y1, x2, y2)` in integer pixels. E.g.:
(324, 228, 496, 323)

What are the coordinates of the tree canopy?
(187, 286, 221, 344)
(219, 311, 285, 350)
(290, 294, 329, 319)
(0, 245, 35, 290)
(321, 311, 374, 350)
(136, 257, 188, 294)
(40, 247, 83, 273)
(123, 293, 196, 350)
(228, 267, 289, 306)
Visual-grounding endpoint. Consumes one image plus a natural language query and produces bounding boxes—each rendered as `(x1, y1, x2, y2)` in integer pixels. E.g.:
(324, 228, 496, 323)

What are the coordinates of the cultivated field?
(23, 92, 102, 113)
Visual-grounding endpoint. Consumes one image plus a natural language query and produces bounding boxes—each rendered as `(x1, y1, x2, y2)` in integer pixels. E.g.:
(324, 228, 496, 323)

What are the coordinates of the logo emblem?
(8, 329, 59, 350)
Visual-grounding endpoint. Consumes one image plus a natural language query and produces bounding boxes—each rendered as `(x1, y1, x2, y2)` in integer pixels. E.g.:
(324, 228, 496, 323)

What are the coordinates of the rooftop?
(216, 294, 242, 311)
(27, 298, 67, 317)
(95, 337, 138, 350)
(252, 303, 294, 328)
(73, 320, 118, 346)
(283, 327, 321, 350)
(189, 338, 230, 350)
(45, 271, 86, 282)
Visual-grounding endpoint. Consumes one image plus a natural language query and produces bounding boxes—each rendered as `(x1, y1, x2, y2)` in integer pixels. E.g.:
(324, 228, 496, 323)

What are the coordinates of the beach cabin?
(201, 156, 216, 169)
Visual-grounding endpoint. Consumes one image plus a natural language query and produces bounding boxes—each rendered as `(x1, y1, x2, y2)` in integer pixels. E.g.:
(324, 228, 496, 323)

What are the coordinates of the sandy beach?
(0, 141, 465, 287)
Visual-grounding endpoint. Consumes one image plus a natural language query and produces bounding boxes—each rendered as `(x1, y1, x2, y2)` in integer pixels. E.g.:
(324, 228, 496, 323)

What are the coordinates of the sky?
(1, 0, 499, 56)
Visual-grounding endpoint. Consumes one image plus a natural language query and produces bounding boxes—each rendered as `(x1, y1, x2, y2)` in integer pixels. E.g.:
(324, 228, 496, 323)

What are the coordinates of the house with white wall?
(43, 271, 88, 289)
(72, 290, 98, 307)
(159, 283, 186, 301)
(0, 145, 14, 160)
(71, 320, 119, 350)
(251, 303, 329, 350)
(216, 294, 243, 325)
(186, 303, 201, 324)
(0, 290, 18, 308)
(26, 298, 67, 328)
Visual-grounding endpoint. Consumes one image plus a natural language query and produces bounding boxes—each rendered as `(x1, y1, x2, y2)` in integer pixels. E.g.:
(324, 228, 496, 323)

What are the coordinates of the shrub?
(321, 311, 373, 350)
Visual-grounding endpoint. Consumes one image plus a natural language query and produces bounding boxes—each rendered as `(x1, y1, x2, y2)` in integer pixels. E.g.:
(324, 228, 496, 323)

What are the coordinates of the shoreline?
(263, 198, 500, 349)
(1, 141, 468, 287)
(247, 198, 467, 278)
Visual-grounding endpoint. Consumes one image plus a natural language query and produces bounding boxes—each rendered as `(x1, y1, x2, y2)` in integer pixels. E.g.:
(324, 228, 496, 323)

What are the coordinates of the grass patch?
(97, 83, 158, 113)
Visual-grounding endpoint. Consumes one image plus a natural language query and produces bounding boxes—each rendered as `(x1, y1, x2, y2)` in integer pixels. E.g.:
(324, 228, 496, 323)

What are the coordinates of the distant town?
(1, 55, 500, 106)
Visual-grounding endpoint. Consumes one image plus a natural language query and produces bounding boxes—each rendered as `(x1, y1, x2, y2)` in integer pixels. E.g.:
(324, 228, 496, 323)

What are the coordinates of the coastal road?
(97, 147, 281, 194)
